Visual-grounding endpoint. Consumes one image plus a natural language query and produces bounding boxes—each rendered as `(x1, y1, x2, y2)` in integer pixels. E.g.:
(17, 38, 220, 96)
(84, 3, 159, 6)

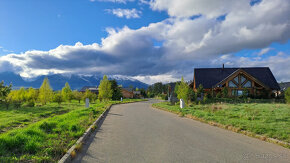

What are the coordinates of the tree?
(26, 87, 38, 103)
(110, 80, 122, 100)
(83, 89, 94, 102)
(0, 81, 12, 106)
(222, 87, 228, 98)
(153, 82, 163, 96)
(284, 87, 290, 103)
(188, 88, 195, 102)
(18, 87, 26, 103)
(39, 77, 53, 105)
(98, 75, 113, 101)
(175, 77, 190, 104)
(72, 90, 83, 103)
(53, 91, 63, 105)
(196, 84, 204, 98)
(61, 82, 72, 102)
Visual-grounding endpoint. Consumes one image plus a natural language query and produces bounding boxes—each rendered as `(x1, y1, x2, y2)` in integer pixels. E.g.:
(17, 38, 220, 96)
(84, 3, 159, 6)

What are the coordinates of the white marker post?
(180, 99, 185, 109)
(121, 97, 123, 102)
(85, 98, 90, 108)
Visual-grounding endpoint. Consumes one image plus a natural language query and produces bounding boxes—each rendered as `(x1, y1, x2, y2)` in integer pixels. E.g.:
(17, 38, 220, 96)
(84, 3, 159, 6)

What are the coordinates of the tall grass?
(153, 102, 290, 143)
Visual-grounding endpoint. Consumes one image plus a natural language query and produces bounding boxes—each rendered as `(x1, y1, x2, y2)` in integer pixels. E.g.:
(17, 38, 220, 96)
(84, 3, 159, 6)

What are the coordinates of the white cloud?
(0, 0, 290, 84)
(213, 52, 290, 82)
(106, 8, 141, 19)
(96, 0, 135, 4)
(258, 47, 272, 56)
(149, 0, 249, 18)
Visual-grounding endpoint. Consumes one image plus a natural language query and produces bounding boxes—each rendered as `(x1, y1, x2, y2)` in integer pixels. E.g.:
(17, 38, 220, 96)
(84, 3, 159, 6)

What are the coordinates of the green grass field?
(0, 99, 144, 162)
(153, 102, 290, 143)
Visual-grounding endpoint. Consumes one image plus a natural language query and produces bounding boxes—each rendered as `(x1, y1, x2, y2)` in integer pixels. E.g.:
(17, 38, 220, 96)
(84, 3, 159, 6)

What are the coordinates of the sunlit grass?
(0, 99, 145, 162)
(153, 102, 290, 143)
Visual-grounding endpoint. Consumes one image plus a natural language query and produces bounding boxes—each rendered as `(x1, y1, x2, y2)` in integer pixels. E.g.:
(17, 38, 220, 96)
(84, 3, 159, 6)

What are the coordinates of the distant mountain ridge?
(0, 72, 148, 90)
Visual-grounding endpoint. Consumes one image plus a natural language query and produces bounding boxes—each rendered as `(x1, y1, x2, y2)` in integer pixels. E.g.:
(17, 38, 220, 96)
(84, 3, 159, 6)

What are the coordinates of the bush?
(25, 101, 35, 107)
(285, 87, 290, 103)
(39, 122, 57, 133)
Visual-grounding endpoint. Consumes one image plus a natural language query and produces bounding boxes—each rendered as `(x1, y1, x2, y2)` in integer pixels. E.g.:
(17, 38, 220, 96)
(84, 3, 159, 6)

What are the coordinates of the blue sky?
(0, 0, 168, 55)
(0, 0, 289, 84)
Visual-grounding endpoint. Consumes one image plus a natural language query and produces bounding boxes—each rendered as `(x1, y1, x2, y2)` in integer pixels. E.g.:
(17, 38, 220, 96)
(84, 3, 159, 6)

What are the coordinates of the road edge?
(151, 104, 290, 149)
(58, 104, 112, 163)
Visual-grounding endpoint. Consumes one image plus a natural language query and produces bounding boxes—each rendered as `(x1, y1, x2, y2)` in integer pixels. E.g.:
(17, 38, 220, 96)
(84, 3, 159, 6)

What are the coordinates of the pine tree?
(98, 75, 113, 101)
(39, 77, 53, 105)
(61, 82, 72, 102)
(110, 80, 122, 100)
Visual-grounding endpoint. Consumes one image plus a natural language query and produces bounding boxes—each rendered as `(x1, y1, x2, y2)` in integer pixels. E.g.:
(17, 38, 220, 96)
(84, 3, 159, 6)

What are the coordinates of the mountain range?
(0, 72, 148, 90)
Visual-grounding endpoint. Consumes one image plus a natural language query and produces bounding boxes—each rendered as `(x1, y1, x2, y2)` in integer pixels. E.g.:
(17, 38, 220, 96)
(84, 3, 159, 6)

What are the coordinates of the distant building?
(79, 86, 99, 94)
(279, 82, 290, 92)
(121, 88, 134, 98)
(193, 66, 280, 98)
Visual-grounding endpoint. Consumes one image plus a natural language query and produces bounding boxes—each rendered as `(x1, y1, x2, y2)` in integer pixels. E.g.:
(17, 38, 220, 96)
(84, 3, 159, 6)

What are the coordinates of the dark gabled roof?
(194, 67, 280, 90)
(279, 82, 290, 91)
(79, 86, 99, 92)
(122, 88, 133, 92)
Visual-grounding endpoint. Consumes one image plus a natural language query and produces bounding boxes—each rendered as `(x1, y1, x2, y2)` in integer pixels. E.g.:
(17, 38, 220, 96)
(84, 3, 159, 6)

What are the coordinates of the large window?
(228, 74, 252, 88)
(243, 81, 252, 88)
(229, 81, 237, 87)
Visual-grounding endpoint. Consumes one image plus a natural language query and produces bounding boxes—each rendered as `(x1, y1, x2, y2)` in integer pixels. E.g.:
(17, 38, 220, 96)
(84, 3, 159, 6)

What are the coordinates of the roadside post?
(180, 99, 185, 109)
(85, 98, 90, 108)
(121, 97, 123, 102)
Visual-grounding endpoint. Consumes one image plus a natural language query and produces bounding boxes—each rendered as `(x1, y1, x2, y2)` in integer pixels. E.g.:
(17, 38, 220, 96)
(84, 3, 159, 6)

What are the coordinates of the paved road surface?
(73, 100, 290, 163)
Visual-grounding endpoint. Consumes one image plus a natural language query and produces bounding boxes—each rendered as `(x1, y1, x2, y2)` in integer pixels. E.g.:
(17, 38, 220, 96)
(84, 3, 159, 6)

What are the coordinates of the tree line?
(0, 75, 124, 109)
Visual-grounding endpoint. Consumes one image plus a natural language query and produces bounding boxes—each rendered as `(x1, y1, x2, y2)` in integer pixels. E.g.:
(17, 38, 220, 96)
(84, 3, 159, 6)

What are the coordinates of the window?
(234, 76, 239, 84)
(229, 81, 237, 87)
(237, 90, 243, 96)
(241, 75, 246, 83)
(243, 81, 252, 88)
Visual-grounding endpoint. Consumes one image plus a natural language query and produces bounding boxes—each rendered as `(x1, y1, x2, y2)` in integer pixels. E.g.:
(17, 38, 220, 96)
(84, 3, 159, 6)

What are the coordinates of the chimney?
(222, 64, 224, 69)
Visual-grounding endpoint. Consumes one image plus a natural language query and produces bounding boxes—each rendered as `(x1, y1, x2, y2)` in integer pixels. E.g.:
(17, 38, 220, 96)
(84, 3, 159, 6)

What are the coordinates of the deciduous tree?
(61, 82, 72, 102)
(39, 77, 53, 105)
(175, 77, 190, 104)
(98, 75, 112, 101)
(53, 91, 63, 105)
(72, 90, 83, 103)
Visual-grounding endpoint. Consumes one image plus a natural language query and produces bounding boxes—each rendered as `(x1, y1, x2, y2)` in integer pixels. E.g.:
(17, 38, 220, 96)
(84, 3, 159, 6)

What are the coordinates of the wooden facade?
(193, 67, 280, 98)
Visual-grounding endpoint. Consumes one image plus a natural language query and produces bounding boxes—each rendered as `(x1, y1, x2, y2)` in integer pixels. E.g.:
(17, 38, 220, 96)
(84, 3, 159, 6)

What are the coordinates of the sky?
(0, 0, 289, 84)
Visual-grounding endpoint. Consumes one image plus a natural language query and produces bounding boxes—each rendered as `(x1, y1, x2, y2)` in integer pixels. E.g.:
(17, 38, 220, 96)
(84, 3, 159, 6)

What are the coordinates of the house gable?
(214, 69, 270, 90)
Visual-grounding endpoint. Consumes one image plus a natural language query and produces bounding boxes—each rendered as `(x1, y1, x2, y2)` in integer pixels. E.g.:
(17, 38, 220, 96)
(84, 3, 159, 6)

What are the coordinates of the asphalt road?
(73, 100, 290, 163)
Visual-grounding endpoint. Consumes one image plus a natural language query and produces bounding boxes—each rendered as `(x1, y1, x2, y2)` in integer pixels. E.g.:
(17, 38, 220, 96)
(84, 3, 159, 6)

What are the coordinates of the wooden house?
(192, 66, 280, 98)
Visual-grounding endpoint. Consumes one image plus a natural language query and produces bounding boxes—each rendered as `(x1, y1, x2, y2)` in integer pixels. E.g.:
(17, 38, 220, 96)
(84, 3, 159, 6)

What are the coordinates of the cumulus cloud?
(96, 0, 134, 3)
(106, 8, 141, 19)
(213, 52, 290, 83)
(0, 0, 290, 84)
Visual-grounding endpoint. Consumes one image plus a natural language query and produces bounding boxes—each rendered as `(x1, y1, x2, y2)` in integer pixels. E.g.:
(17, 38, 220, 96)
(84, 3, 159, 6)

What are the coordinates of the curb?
(58, 104, 113, 163)
(151, 104, 290, 149)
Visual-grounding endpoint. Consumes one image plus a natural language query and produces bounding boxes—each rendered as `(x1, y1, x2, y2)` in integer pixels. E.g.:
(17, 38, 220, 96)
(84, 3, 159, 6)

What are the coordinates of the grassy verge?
(0, 102, 84, 133)
(0, 99, 145, 162)
(152, 102, 290, 147)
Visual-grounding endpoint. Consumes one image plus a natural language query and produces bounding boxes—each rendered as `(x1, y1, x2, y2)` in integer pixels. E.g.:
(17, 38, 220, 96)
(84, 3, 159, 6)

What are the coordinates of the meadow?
(0, 99, 144, 162)
(153, 102, 290, 144)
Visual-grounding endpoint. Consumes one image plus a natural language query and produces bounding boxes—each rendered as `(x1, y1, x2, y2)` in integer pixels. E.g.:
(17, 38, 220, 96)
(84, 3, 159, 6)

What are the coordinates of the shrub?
(25, 101, 35, 107)
(285, 87, 290, 104)
(39, 122, 57, 133)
